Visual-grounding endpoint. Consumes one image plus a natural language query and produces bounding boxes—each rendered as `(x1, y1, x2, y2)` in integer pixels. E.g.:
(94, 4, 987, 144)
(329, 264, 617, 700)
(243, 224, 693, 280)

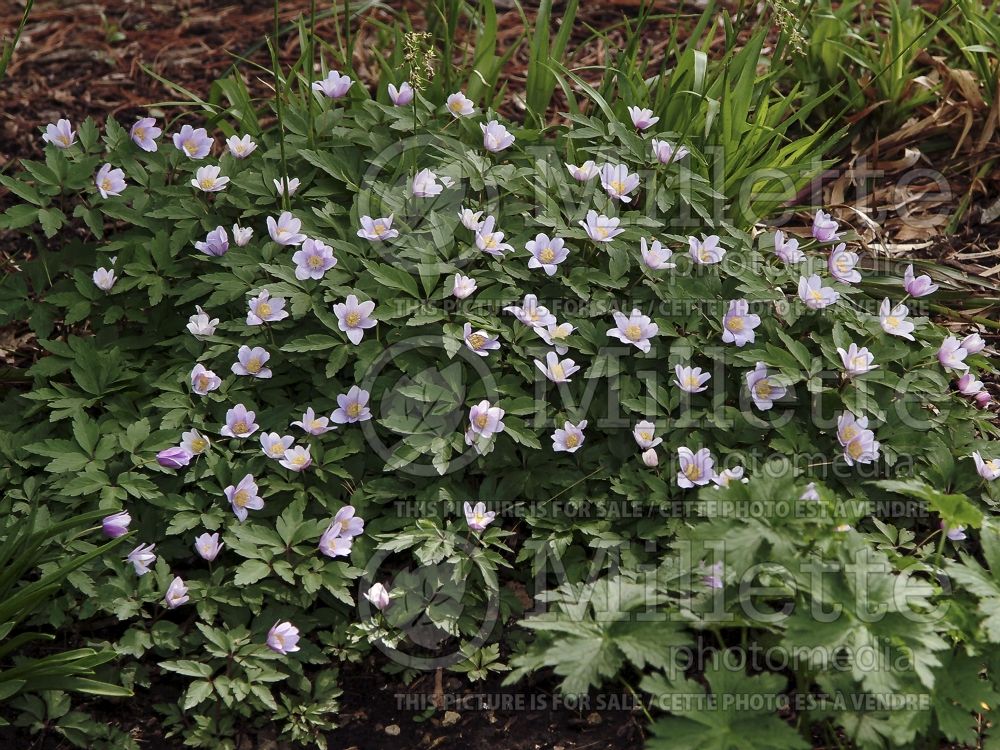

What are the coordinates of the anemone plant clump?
(1, 5, 1000, 750)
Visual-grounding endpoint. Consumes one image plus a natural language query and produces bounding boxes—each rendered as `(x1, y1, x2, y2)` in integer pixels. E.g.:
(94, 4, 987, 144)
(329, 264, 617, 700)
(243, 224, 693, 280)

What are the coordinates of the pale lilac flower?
(464, 501, 496, 532)
(292, 238, 337, 280)
(566, 161, 600, 181)
(164, 576, 189, 609)
(674, 364, 710, 394)
(226, 134, 257, 159)
(844, 430, 880, 466)
(319, 506, 364, 557)
(190, 364, 222, 396)
(525, 233, 569, 275)
(939, 336, 969, 371)
(194, 532, 223, 561)
(607, 309, 658, 353)
(943, 523, 967, 542)
(689, 235, 725, 265)
(274, 177, 300, 197)
(95, 164, 126, 199)
(798, 274, 839, 309)
(466, 400, 505, 441)
(957, 373, 984, 396)
(388, 82, 414, 106)
(157, 447, 192, 469)
(452, 274, 477, 299)
(221, 404, 259, 439)
(331, 386, 372, 424)
(535, 351, 579, 383)
(458, 208, 484, 230)
(712, 466, 748, 488)
(837, 343, 877, 376)
(879, 298, 915, 341)
(973, 451, 1000, 480)
(187, 306, 218, 338)
(280, 445, 312, 472)
(812, 209, 841, 242)
(651, 139, 689, 164)
(266, 211, 306, 246)
(702, 561, 724, 589)
(746, 362, 786, 410)
(365, 582, 391, 610)
(552, 420, 587, 453)
(536, 322, 575, 355)
(800, 483, 820, 502)
(641, 237, 675, 270)
(260, 432, 294, 460)
(475, 215, 514, 257)
(579, 210, 623, 243)
(180, 429, 210, 456)
(42, 119, 75, 149)
(463, 323, 500, 357)
(677, 448, 714, 488)
(232, 345, 272, 379)
(412, 168, 444, 198)
(192, 165, 229, 192)
(247, 289, 289, 326)
(627, 106, 659, 130)
(172, 125, 212, 159)
(225, 474, 263, 522)
(962, 333, 986, 354)
(504, 294, 556, 328)
(102, 511, 131, 538)
(446, 92, 475, 118)
(194, 226, 229, 257)
(481, 120, 515, 152)
(357, 215, 399, 242)
(313, 70, 353, 98)
(828, 243, 861, 284)
(333, 294, 377, 345)
(836, 412, 869, 447)
(130, 117, 161, 152)
(267, 621, 301, 654)
(232, 224, 253, 246)
(292, 407, 333, 435)
(599, 163, 640, 203)
(127, 543, 156, 576)
(641, 448, 658, 467)
(633, 420, 661, 449)
(773, 230, 804, 263)
(721, 299, 761, 347)
(903, 264, 938, 297)
(93, 268, 116, 292)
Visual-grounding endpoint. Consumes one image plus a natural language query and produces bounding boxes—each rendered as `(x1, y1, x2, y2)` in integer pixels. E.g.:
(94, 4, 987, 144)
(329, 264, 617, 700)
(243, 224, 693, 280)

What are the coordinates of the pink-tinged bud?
(956, 373, 983, 396)
(641, 448, 658, 467)
(156, 447, 192, 469)
(102, 510, 131, 538)
(975, 391, 992, 408)
(364, 582, 391, 611)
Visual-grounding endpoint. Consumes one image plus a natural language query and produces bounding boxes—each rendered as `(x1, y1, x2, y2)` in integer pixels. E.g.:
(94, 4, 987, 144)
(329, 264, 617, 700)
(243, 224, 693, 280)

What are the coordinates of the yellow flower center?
(836, 257, 850, 272)
(685, 465, 702, 481)
(196, 375, 210, 390)
(233, 421, 248, 434)
(190, 437, 207, 453)
(756, 381, 772, 398)
(726, 317, 744, 332)
(199, 178, 215, 189)
(700, 249, 713, 261)
(311, 420, 324, 430)
(886, 316, 900, 328)
(271, 444, 285, 456)
(550, 363, 565, 380)
(134, 127, 145, 139)
(565, 434, 579, 448)
(234, 490, 250, 507)
(346, 311, 361, 326)
(852, 356, 867, 370)
(373, 223, 386, 234)
(347, 403, 362, 418)
(685, 375, 700, 388)
(449, 100, 464, 112)
(101, 178, 112, 191)
(625, 324, 642, 341)
(290, 454, 307, 466)
(468, 333, 487, 350)
(639, 431, 652, 441)
(246, 357, 261, 373)
(596, 227, 609, 239)
(841, 425, 859, 442)
(987, 460, 999, 472)
(257, 302, 272, 318)
(475, 413, 489, 428)
(58, 134, 71, 145)
(308, 255, 324, 268)
(847, 441, 864, 459)
(610, 180, 625, 193)
(483, 236, 498, 249)
(184, 141, 198, 155)
(540, 247, 555, 263)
